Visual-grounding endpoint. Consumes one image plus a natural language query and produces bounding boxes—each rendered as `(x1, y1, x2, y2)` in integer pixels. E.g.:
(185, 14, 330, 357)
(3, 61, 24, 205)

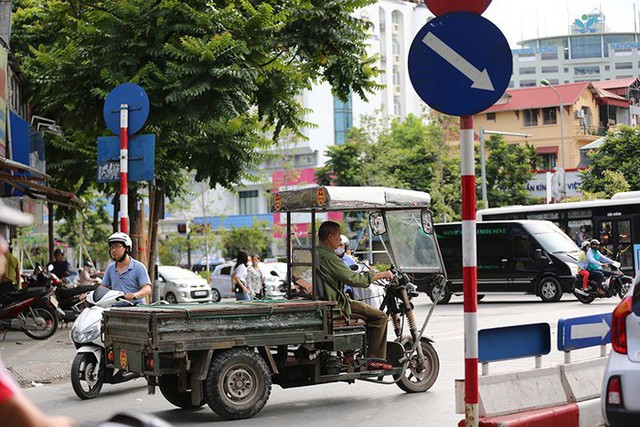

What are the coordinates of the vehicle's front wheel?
(211, 289, 221, 303)
(395, 338, 439, 393)
(165, 293, 178, 304)
(538, 277, 562, 302)
(205, 348, 271, 420)
(23, 306, 58, 340)
(71, 352, 104, 399)
(428, 284, 451, 304)
(159, 374, 205, 408)
(618, 277, 632, 298)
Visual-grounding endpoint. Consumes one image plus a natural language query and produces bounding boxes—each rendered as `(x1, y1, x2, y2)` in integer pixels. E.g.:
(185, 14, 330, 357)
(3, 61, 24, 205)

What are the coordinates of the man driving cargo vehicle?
(316, 220, 394, 370)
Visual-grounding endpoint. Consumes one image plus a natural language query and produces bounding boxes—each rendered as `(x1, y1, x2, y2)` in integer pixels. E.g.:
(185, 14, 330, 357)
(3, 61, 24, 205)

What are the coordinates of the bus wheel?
(428, 284, 451, 304)
(538, 277, 562, 302)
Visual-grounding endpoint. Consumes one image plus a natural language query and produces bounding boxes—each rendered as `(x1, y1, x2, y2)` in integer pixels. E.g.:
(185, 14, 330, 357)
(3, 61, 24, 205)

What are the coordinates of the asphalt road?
(19, 293, 618, 426)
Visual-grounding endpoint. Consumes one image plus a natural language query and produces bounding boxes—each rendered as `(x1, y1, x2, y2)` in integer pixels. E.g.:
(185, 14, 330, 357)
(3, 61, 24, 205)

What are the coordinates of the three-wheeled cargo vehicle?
(101, 186, 447, 419)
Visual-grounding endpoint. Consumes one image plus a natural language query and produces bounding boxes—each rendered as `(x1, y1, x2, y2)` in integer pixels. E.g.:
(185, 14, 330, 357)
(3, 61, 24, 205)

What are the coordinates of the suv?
(602, 270, 640, 426)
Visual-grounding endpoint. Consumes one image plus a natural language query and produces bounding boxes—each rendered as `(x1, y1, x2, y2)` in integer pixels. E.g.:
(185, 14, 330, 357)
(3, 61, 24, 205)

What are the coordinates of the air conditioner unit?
(393, 54, 401, 63)
(392, 23, 400, 33)
(574, 110, 585, 119)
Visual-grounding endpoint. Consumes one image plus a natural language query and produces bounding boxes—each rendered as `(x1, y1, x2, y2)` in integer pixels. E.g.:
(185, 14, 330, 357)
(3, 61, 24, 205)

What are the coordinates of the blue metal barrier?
(557, 312, 611, 352)
(478, 323, 551, 363)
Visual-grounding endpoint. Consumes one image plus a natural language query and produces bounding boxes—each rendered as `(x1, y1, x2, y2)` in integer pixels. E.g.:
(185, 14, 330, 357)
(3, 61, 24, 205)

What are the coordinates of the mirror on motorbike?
(270, 270, 279, 277)
(369, 211, 386, 236)
(47, 264, 54, 272)
(349, 264, 358, 271)
(421, 209, 434, 234)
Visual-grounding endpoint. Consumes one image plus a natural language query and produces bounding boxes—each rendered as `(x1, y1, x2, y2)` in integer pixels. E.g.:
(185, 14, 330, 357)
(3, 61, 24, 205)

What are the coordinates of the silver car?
(156, 266, 212, 304)
(602, 271, 640, 426)
(210, 262, 287, 302)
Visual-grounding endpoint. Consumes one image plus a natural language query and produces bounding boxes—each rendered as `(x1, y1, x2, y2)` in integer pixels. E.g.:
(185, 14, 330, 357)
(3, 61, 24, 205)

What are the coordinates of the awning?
(536, 146, 558, 155)
(0, 171, 83, 209)
(0, 156, 49, 180)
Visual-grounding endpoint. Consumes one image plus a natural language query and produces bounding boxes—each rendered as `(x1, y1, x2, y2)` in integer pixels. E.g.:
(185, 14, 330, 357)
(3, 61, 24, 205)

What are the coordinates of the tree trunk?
(112, 193, 119, 233)
(48, 202, 54, 262)
(147, 182, 163, 302)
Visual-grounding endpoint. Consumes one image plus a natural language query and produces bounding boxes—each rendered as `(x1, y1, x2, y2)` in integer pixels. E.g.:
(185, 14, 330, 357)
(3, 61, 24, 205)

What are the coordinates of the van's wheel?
(428, 284, 451, 304)
(395, 338, 439, 393)
(538, 277, 562, 302)
(205, 348, 271, 420)
(165, 293, 178, 304)
(211, 289, 221, 302)
(159, 375, 205, 408)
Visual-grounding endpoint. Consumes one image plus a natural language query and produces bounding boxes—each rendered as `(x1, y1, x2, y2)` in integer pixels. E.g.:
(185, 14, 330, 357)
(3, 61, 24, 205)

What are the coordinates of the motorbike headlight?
(567, 263, 579, 277)
(72, 324, 101, 344)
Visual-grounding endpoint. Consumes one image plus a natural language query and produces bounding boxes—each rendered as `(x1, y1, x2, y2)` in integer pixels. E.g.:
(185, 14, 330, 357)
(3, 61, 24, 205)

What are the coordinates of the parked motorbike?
(0, 281, 59, 340)
(71, 286, 140, 399)
(573, 261, 633, 304)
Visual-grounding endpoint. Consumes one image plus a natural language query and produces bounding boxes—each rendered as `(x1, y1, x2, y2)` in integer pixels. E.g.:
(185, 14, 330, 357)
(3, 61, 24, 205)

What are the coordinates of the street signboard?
(408, 12, 512, 116)
(97, 134, 155, 183)
(478, 323, 551, 363)
(424, 0, 492, 16)
(557, 312, 612, 351)
(103, 83, 150, 135)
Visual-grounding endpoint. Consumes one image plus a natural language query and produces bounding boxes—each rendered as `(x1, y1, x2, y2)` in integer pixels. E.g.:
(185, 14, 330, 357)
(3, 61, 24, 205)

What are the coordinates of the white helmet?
(108, 232, 132, 251)
(340, 235, 350, 246)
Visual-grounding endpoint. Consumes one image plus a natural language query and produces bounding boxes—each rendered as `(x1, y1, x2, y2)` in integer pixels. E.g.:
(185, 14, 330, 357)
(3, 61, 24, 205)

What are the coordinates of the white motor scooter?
(70, 286, 140, 399)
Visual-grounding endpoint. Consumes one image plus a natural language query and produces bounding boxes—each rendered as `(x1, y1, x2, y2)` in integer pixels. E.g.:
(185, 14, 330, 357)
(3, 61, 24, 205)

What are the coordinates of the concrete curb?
(458, 398, 603, 427)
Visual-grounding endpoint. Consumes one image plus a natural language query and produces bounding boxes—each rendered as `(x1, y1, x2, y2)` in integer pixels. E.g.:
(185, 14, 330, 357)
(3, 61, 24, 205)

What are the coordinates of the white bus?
(476, 194, 640, 276)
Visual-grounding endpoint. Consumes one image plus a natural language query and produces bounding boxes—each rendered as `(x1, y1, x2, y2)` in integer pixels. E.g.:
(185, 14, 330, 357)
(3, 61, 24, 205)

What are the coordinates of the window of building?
(393, 97, 401, 116)
(519, 80, 536, 87)
(539, 38, 566, 60)
(544, 79, 560, 85)
(574, 66, 600, 75)
(564, 67, 569, 72)
(538, 153, 557, 170)
(392, 39, 400, 55)
(605, 65, 610, 71)
(519, 67, 536, 75)
(615, 62, 633, 70)
(393, 66, 400, 85)
(518, 53, 536, 62)
(508, 81, 515, 88)
(571, 35, 602, 59)
(486, 112, 496, 121)
(333, 93, 352, 145)
(542, 107, 557, 125)
(604, 34, 635, 57)
(541, 51, 558, 61)
(541, 66, 558, 74)
(239, 190, 259, 215)
(523, 109, 538, 126)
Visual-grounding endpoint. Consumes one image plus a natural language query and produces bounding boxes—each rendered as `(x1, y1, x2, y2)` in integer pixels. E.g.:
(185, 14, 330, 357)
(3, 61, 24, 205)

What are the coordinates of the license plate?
(194, 291, 208, 297)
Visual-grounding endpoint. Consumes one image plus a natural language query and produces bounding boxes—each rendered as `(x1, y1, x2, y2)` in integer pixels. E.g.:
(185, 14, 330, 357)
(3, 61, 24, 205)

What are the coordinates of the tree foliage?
(580, 126, 638, 196)
(11, 0, 380, 200)
(218, 220, 272, 258)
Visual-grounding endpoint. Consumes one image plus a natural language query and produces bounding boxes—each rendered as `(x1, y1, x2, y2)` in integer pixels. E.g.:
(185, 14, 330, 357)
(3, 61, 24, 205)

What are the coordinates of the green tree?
(580, 126, 639, 195)
(218, 220, 272, 258)
(477, 135, 538, 208)
(158, 233, 188, 266)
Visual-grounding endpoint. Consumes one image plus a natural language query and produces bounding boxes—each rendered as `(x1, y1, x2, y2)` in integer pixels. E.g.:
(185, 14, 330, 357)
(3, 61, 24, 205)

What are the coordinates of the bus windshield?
(384, 210, 445, 273)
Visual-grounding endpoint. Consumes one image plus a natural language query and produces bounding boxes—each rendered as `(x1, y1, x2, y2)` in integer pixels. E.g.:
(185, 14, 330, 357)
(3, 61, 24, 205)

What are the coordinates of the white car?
(602, 271, 640, 426)
(210, 261, 287, 302)
(155, 266, 212, 304)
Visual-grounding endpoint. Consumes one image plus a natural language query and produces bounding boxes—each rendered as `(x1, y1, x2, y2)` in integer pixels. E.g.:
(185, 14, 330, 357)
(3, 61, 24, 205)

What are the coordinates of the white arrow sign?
(422, 32, 495, 91)
(570, 319, 610, 341)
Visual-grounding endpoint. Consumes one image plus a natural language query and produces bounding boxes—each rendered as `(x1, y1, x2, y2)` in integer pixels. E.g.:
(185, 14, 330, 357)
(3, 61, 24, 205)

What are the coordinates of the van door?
(476, 224, 512, 290)
(594, 217, 634, 276)
(509, 224, 545, 292)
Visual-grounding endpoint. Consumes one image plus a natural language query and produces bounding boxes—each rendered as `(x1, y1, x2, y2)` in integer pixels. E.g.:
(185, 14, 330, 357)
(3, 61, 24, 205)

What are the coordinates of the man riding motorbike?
(586, 239, 615, 290)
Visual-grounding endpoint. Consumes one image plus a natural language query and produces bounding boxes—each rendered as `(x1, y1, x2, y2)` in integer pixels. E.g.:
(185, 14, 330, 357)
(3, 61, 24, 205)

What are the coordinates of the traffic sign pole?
(120, 104, 129, 234)
(461, 115, 478, 427)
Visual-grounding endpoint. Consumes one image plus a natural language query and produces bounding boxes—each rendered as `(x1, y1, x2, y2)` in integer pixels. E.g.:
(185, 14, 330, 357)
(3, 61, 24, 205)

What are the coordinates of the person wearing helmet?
(574, 241, 591, 297)
(48, 248, 71, 281)
(586, 238, 615, 290)
(102, 232, 151, 304)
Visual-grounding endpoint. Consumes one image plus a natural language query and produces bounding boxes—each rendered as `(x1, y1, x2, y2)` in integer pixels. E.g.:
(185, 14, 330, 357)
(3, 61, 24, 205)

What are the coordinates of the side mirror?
(349, 264, 358, 271)
(369, 212, 386, 236)
(47, 264, 54, 272)
(533, 249, 542, 261)
(421, 209, 434, 234)
(270, 270, 279, 277)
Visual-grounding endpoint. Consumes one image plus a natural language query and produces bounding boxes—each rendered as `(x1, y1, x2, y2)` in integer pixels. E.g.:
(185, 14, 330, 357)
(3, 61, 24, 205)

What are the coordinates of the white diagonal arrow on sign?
(422, 32, 495, 91)
(570, 319, 610, 340)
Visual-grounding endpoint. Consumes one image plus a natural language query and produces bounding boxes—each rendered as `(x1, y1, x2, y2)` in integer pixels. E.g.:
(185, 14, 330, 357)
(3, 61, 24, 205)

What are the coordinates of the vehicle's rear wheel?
(23, 306, 58, 340)
(574, 291, 595, 304)
(428, 284, 451, 304)
(538, 277, 562, 302)
(395, 339, 439, 393)
(618, 277, 632, 298)
(159, 374, 205, 409)
(165, 293, 178, 304)
(205, 348, 271, 420)
(211, 289, 221, 303)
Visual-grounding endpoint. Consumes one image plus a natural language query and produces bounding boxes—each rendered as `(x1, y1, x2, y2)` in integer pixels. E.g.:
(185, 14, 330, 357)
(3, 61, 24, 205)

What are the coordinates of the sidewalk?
(0, 326, 77, 387)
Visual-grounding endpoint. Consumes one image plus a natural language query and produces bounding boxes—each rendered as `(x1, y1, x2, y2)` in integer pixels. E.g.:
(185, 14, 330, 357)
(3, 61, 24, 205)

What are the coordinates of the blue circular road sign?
(103, 83, 150, 135)
(408, 12, 512, 116)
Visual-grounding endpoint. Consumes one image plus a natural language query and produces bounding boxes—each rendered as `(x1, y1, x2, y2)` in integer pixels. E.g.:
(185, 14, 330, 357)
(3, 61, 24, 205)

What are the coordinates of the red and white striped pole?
(461, 115, 478, 427)
(119, 104, 129, 234)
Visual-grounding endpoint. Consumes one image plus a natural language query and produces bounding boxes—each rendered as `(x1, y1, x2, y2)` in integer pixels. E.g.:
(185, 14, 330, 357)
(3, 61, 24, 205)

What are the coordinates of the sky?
(481, 0, 640, 47)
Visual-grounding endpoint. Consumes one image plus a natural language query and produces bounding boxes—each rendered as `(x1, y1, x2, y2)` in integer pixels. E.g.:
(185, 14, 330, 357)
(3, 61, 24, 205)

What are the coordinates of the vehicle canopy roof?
(272, 186, 431, 213)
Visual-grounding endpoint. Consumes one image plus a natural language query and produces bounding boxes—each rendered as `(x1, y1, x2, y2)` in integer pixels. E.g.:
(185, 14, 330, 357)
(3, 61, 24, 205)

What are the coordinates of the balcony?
(574, 125, 607, 136)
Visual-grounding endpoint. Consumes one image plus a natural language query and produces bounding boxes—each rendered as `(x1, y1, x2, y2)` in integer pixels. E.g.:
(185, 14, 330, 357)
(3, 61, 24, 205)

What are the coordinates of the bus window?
(618, 220, 633, 270)
(600, 221, 614, 256)
(568, 220, 592, 245)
